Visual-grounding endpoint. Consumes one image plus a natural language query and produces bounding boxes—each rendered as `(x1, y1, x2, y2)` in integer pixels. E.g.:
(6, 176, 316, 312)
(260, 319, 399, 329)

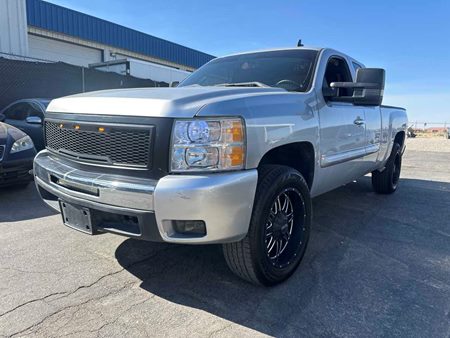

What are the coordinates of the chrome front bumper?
(34, 150, 258, 244)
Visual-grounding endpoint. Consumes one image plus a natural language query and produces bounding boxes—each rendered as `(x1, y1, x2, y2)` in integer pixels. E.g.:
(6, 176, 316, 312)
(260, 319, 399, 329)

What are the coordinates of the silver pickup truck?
(34, 47, 407, 285)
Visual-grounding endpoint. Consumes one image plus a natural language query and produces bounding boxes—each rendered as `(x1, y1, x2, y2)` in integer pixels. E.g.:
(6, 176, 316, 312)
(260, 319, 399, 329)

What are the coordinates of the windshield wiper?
(214, 82, 270, 88)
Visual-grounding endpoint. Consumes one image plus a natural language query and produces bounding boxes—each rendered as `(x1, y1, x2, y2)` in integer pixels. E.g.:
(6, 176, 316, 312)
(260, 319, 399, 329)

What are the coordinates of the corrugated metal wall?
(25, 0, 215, 69)
(0, 0, 28, 56)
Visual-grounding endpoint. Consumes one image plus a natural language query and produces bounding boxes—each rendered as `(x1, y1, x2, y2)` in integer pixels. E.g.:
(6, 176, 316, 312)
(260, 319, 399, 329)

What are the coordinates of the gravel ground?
(0, 138, 449, 337)
(406, 137, 450, 153)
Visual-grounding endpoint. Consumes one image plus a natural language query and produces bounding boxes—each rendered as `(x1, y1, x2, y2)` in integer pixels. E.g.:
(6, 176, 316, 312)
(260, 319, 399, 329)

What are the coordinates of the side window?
(352, 62, 362, 72)
(323, 57, 353, 99)
(29, 102, 45, 119)
(3, 103, 29, 120)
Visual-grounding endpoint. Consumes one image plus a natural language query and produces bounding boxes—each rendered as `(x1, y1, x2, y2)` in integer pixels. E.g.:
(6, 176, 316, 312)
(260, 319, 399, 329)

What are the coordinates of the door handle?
(354, 117, 365, 126)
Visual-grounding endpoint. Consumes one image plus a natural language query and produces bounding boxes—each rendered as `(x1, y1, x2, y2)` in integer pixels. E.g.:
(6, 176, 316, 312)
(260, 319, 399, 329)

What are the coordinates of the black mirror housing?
(329, 68, 385, 106)
(353, 68, 385, 106)
(0, 113, 5, 122)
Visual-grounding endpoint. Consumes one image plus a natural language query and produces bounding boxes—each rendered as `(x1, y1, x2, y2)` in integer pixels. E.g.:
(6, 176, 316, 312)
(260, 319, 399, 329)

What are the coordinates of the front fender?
(196, 91, 320, 170)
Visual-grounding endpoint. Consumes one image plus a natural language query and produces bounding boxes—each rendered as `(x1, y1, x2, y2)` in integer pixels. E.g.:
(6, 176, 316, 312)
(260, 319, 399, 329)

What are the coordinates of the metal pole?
(81, 67, 85, 93)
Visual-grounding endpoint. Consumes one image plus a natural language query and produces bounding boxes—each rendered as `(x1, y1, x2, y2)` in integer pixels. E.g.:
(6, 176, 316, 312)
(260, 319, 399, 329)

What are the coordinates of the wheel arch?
(394, 131, 406, 149)
(257, 142, 315, 189)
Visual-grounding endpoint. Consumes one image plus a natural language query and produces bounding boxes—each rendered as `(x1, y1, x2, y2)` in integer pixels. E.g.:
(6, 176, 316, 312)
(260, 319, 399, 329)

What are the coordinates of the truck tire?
(223, 165, 312, 286)
(372, 142, 402, 194)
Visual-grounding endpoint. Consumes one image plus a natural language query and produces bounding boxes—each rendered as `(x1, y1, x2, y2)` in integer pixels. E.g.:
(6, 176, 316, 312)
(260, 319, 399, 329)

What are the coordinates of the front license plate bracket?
(59, 200, 95, 235)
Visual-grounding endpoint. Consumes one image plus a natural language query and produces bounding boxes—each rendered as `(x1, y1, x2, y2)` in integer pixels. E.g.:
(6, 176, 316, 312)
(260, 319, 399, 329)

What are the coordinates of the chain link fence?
(0, 52, 168, 110)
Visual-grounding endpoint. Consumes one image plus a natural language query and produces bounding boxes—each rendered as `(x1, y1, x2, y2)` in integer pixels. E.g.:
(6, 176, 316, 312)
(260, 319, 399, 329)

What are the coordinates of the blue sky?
(47, 0, 450, 122)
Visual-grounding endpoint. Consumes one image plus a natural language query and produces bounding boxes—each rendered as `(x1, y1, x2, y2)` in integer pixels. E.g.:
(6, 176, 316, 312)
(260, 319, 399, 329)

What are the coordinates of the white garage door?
(28, 34, 102, 67)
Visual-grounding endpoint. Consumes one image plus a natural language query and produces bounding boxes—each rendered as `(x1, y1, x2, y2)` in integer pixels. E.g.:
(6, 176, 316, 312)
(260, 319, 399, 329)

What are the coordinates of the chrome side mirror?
(26, 116, 43, 124)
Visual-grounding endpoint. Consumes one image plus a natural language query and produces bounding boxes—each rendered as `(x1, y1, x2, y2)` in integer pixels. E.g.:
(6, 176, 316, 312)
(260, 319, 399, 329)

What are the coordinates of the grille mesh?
(45, 121, 153, 168)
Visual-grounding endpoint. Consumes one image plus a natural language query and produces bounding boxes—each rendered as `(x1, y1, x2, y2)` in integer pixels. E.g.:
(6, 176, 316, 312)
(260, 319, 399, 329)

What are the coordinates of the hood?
(0, 122, 26, 144)
(47, 86, 287, 118)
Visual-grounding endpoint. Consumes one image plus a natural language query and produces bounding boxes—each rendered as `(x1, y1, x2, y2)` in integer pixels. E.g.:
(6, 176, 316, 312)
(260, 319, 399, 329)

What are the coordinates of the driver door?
(315, 56, 367, 193)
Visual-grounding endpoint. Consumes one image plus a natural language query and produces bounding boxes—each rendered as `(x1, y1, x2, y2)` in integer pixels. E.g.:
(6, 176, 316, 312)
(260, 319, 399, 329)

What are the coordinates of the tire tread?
(372, 143, 401, 194)
(223, 165, 310, 285)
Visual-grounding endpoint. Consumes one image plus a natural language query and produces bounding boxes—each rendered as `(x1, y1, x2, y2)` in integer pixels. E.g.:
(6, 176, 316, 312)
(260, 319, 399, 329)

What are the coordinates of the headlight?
(171, 117, 245, 172)
(10, 136, 34, 154)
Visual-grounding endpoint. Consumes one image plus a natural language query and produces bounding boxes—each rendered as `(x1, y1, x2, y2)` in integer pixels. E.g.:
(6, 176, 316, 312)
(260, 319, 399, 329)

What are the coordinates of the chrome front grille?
(45, 120, 154, 168)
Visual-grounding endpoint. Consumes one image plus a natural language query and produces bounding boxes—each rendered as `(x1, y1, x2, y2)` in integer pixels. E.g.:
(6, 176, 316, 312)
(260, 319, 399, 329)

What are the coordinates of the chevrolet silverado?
(34, 47, 408, 285)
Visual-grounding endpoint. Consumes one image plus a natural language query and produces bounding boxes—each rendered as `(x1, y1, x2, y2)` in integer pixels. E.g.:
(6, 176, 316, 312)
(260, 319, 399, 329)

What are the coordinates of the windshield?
(179, 49, 318, 92)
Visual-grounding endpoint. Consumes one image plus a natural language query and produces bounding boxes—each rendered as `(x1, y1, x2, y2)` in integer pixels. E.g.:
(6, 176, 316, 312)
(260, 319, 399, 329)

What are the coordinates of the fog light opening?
(173, 220, 206, 237)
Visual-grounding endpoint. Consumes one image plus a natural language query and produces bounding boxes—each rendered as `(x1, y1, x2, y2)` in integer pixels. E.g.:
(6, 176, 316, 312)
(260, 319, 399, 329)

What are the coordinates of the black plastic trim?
(0, 159, 33, 186)
(38, 181, 163, 242)
(45, 118, 154, 168)
(44, 113, 173, 179)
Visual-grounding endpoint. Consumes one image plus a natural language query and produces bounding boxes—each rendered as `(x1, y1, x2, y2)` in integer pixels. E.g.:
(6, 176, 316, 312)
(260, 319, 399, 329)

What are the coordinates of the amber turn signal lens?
(228, 146, 244, 166)
(98, 127, 105, 132)
(74, 125, 80, 130)
(226, 121, 243, 142)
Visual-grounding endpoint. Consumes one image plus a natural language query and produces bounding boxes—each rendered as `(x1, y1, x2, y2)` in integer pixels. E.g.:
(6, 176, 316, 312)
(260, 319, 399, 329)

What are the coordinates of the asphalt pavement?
(0, 139, 449, 337)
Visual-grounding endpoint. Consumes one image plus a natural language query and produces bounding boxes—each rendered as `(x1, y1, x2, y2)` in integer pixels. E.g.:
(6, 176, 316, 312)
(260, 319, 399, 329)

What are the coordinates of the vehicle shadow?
(115, 177, 450, 336)
(0, 182, 58, 222)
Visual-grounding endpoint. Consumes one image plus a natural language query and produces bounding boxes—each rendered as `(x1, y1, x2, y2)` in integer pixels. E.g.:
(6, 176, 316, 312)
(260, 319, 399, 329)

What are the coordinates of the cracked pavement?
(1, 138, 449, 337)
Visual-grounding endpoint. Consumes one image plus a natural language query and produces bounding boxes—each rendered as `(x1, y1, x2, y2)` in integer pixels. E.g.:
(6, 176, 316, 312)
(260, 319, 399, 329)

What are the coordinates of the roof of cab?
(218, 47, 324, 59)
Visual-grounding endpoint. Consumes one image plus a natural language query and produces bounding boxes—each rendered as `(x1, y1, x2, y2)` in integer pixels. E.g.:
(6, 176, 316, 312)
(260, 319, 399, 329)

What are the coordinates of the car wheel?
(222, 165, 312, 286)
(372, 142, 402, 194)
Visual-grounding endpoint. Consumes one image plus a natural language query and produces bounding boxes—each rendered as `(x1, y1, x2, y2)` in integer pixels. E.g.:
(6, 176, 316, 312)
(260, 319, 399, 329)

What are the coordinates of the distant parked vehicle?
(407, 126, 416, 138)
(0, 121, 36, 187)
(0, 99, 50, 151)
